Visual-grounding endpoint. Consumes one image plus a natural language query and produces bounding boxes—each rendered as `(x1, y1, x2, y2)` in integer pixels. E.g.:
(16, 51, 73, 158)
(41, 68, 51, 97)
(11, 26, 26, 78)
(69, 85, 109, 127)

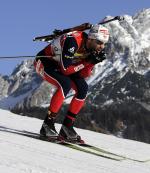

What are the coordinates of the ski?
(41, 136, 124, 161)
(78, 143, 126, 158)
(61, 142, 125, 161)
(0, 126, 149, 162)
(77, 143, 150, 163)
(0, 126, 122, 161)
(25, 133, 124, 160)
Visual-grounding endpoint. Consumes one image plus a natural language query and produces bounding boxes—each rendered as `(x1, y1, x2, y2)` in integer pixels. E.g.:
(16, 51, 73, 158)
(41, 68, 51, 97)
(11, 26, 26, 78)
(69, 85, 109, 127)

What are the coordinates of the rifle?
(33, 16, 124, 42)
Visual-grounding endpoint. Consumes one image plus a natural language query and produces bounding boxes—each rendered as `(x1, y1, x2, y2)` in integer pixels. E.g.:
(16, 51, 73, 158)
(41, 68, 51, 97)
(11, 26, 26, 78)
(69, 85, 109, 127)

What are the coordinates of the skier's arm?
(79, 63, 94, 78)
(36, 44, 54, 58)
(78, 50, 106, 78)
(60, 37, 88, 75)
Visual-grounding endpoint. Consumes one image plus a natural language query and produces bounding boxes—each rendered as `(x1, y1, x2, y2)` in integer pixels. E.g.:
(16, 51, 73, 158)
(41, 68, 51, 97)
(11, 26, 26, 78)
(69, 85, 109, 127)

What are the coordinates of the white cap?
(88, 24, 109, 43)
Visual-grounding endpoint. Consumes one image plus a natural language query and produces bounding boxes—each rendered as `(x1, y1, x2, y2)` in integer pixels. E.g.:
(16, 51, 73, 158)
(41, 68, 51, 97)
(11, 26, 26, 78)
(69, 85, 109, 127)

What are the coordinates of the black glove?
(87, 50, 107, 64)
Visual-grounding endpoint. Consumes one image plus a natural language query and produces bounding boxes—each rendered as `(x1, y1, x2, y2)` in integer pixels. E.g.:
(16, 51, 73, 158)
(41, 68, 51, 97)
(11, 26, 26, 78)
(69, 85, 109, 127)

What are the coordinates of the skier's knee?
(76, 82, 88, 99)
(61, 79, 72, 97)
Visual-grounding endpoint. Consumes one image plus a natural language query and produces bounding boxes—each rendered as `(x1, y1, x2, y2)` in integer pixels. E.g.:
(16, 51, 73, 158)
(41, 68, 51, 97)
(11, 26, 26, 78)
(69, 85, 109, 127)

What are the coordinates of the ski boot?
(59, 124, 85, 144)
(40, 111, 58, 141)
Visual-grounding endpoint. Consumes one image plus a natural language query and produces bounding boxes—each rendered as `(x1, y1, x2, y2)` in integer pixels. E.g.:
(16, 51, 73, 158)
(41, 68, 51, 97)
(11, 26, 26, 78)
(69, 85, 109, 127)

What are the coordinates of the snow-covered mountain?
(83, 8, 150, 143)
(0, 60, 55, 109)
(0, 8, 150, 143)
(0, 109, 150, 173)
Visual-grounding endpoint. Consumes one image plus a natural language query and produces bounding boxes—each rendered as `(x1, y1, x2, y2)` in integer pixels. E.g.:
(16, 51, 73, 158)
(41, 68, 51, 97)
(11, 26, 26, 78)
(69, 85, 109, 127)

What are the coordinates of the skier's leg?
(34, 59, 72, 114)
(63, 77, 88, 126)
(42, 71, 72, 137)
(34, 59, 72, 137)
(59, 77, 88, 142)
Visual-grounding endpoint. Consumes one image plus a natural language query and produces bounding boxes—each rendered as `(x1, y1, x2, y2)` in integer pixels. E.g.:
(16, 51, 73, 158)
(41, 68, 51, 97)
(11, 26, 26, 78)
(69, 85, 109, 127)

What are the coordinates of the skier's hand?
(86, 50, 107, 64)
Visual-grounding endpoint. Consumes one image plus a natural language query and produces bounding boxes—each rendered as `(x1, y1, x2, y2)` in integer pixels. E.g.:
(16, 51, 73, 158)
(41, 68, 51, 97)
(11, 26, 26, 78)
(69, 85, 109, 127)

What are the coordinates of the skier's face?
(87, 39, 105, 53)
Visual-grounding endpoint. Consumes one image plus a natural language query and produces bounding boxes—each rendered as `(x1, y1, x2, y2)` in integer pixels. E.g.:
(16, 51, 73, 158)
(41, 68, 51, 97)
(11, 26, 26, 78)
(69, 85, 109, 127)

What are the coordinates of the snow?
(103, 99, 114, 106)
(0, 91, 32, 109)
(121, 87, 129, 94)
(0, 109, 150, 173)
(113, 56, 127, 72)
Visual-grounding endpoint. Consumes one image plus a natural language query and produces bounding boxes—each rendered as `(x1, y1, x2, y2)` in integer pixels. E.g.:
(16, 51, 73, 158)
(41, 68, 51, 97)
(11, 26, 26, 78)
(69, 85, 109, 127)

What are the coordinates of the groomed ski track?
(0, 109, 150, 173)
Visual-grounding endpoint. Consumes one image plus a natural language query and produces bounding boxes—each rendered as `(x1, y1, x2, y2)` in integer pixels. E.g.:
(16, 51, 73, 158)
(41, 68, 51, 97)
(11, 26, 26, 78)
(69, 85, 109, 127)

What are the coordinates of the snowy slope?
(0, 109, 150, 173)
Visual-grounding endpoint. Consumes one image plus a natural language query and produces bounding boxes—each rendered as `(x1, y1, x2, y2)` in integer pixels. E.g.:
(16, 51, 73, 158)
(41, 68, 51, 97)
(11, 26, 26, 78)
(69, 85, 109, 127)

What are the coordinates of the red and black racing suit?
(34, 31, 101, 124)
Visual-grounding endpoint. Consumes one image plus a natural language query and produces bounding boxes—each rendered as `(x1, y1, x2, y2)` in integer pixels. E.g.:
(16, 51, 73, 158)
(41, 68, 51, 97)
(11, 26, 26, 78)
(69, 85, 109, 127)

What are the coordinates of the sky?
(0, 0, 149, 75)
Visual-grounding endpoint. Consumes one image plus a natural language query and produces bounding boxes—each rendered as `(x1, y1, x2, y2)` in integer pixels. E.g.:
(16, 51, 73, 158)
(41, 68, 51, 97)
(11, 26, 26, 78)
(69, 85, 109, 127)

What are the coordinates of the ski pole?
(0, 55, 61, 60)
(0, 56, 36, 59)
